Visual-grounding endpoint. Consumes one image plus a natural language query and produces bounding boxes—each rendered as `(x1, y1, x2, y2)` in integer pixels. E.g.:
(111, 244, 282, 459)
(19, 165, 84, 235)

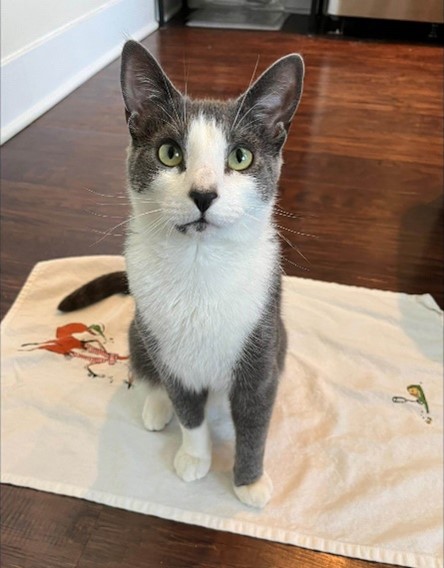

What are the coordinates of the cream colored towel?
(1, 256, 443, 568)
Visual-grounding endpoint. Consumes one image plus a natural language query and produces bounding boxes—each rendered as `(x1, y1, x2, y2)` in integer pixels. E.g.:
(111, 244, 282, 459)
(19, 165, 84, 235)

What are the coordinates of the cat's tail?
(58, 271, 130, 312)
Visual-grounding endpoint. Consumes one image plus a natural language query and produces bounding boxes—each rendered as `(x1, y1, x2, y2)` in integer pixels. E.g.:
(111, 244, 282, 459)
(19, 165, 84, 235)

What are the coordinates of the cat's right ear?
(235, 54, 304, 147)
(120, 40, 181, 137)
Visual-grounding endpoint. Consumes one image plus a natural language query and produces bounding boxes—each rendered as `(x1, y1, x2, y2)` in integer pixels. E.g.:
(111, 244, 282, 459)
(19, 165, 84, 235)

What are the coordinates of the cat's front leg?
(165, 382, 212, 482)
(230, 363, 278, 508)
(128, 319, 174, 431)
(142, 384, 174, 431)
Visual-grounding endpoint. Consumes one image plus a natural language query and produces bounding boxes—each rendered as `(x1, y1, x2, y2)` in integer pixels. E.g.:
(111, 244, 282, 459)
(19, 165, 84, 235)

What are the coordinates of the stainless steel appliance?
(326, 0, 443, 24)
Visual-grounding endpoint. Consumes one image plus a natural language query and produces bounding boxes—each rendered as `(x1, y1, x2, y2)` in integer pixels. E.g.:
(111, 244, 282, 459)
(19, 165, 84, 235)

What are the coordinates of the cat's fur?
(59, 40, 304, 507)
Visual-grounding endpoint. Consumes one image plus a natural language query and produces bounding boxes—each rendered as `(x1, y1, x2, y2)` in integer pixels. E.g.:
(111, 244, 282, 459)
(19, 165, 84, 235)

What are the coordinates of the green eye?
(228, 147, 253, 171)
(158, 143, 183, 167)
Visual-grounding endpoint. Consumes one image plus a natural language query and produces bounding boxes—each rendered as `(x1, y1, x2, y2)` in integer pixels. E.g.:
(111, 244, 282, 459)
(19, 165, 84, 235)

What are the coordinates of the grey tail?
(58, 271, 130, 312)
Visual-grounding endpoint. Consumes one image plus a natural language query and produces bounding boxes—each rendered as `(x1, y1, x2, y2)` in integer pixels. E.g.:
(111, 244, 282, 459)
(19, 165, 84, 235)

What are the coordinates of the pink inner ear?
(123, 57, 182, 120)
(124, 64, 150, 115)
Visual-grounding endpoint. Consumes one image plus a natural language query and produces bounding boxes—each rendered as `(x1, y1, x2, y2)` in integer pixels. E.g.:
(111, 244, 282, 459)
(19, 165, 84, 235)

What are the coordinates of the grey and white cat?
(60, 40, 304, 508)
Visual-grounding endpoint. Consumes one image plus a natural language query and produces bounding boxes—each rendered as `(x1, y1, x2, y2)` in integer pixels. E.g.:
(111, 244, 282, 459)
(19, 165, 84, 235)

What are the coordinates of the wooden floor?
(1, 23, 443, 568)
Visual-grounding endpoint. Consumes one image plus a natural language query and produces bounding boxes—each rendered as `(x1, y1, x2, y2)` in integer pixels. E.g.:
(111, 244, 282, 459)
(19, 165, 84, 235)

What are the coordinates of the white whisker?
(183, 55, 189, 124)
(91, 228, 124, 237)
(244, 211, 262, 223)
(283, 257, 310, 272)
(273, 209, 304, 221)
(275, 223, 318, 239)
(234, 101, 263, 130)
(83, 187, 128, 199)
(161, 75, 182, 125)
(276, 229, 311, 265)
(90, 208, 163, 246)
(95, 202, 132, 207)
(231, 54, 260, 131)
(85, 209, 123, 219)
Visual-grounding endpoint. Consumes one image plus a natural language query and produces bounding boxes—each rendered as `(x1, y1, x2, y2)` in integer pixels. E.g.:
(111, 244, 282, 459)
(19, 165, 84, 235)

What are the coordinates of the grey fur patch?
(130, 313, 208, 429)
(230, 269, 287, 486)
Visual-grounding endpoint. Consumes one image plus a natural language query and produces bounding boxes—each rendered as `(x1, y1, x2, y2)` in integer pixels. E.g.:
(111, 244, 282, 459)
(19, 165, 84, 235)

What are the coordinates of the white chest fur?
(126, 227, 278, 392)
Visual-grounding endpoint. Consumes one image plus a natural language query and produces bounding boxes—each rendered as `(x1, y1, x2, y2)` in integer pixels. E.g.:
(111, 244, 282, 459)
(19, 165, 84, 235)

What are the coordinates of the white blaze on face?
(185, 115, 226, 191)
(181, 114, 259, 230)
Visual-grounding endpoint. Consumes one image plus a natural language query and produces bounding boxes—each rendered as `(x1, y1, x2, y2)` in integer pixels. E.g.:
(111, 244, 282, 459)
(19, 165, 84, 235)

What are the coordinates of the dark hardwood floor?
(1, 23, 442, 568)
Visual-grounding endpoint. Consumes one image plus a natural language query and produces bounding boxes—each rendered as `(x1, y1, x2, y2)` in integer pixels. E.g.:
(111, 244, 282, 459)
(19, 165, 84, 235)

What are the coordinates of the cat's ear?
(120, 40, 182, 136)
(236, 54, 304, 143)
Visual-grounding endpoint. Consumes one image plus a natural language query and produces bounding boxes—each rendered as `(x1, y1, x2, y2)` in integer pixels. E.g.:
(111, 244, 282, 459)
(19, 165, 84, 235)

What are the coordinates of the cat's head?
(121, 41, 304, 241)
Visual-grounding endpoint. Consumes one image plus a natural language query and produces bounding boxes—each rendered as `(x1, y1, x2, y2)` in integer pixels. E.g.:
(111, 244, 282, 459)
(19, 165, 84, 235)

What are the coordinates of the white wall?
(1, 0, 159, 144)
(1, 0, 113, 62)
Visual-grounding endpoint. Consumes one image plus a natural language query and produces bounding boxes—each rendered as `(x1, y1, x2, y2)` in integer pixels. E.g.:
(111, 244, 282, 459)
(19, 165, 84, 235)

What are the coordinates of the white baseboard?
(1, 0, 158, 145)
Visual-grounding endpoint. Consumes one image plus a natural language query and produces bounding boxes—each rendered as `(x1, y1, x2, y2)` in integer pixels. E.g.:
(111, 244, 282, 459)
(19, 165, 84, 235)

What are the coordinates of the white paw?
(174, 446, 211, 482)
(142, 392, 173, 431)
(234, 472, 273, 508)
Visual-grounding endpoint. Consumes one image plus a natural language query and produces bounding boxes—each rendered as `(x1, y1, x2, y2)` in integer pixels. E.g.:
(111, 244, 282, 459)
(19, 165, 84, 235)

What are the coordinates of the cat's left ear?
(236, 54, 304, 143)
(120, 40, 182, 136)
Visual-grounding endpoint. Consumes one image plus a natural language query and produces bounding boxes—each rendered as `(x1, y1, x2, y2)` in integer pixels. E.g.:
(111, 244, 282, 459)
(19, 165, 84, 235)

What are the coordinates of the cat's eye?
(158, 143, 183, 167)
(227, 147, 253, 171)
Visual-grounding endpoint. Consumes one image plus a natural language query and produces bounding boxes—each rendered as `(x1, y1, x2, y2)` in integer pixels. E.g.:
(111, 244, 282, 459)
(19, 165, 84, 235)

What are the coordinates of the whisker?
(276, 229, 311, 265)
(183, 54, 189, 124)
(161, 74, 182, 126)
(244, 211, 262, 223)
(95, 202, 132, 207)
(235, 86, 283, 130)
(83, 187, 128, 199)
(90, 208, 163, 246)
(276, 229, 294, 249)
(273, 209, 305, 221)
(234, 101, 263, 129)
(283, 257, 310, 272)
(237, 115, 269, 130)
(138, 215, 170, 240)
(275, 223, 318, 239)
(91, 228, 125, 237)
(165, 221, 177, 248)
(157, 103, 178, 126)
(85, 209, 123, 219)
(95, 195, 158, 207)
(231, 54, 260, 131)
(274, 203, 318, 220)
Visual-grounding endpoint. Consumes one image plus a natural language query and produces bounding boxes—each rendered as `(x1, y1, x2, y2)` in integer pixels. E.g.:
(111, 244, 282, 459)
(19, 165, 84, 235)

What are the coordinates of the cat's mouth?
(176, 217, 210, 234)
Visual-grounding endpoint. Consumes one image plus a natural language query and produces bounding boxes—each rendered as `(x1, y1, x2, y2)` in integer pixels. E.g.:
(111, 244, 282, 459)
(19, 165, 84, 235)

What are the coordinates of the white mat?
(1, 256, 443, 568)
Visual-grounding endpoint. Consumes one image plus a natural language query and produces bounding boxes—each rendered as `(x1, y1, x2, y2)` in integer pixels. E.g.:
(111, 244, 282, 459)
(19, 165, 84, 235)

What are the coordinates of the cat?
(59, 40, 304, 507)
